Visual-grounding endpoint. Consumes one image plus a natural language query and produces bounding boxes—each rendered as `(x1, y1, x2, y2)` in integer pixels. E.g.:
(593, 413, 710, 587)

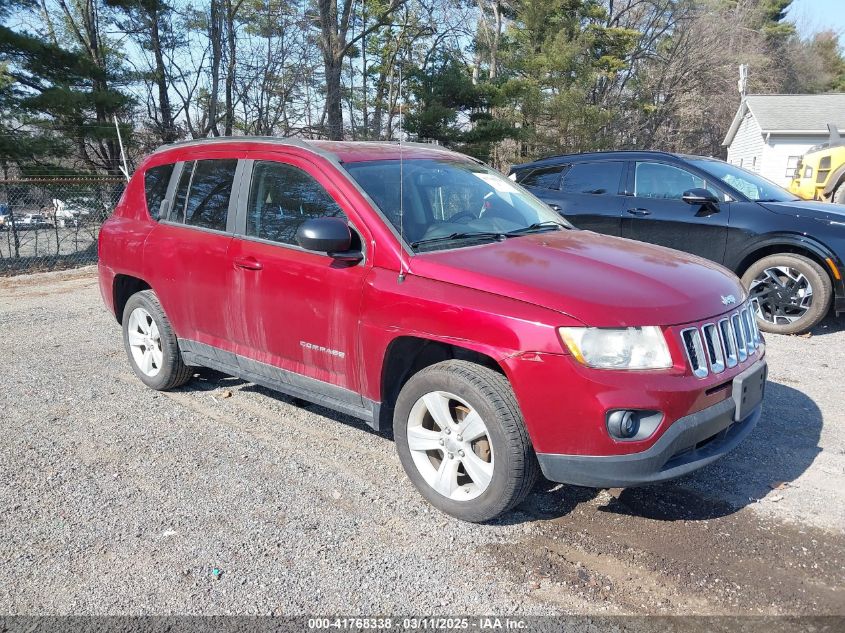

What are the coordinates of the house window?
(786, 156, 801, 178)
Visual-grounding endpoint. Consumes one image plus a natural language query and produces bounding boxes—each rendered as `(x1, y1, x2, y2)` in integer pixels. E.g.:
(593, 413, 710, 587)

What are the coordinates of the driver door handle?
(233, 256, 263, 271)
(626, 208, 651, 216)
(549, 204, 562, 212)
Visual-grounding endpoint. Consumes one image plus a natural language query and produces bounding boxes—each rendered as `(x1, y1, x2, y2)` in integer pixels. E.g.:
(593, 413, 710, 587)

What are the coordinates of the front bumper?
(536, 370, 764, 488)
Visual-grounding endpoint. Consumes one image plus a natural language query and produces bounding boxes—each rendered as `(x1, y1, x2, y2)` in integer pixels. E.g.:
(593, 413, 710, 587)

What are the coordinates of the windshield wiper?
(410, 231, 506, 249)
(503, 221, 566, 236)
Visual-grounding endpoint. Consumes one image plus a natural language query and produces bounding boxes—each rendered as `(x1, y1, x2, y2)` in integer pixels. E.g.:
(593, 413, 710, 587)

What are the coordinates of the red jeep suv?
(98, 138, 767, 522)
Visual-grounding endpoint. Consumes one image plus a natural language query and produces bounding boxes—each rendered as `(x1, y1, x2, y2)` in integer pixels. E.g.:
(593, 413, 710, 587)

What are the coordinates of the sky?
(788, 0, 845, 46)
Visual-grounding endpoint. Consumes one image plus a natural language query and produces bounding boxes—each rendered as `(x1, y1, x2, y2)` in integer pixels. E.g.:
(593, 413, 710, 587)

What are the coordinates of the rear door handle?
(626, 208, 651, 216)
(233, 256, 263, 271)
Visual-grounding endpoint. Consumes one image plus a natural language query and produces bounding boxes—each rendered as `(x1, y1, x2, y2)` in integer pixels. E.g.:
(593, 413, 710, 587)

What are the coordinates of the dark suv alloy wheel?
(742, 253, 832, 335)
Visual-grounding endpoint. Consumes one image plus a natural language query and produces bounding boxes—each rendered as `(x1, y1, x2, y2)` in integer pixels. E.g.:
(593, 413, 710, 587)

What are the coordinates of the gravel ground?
(0, 267, 843, 615)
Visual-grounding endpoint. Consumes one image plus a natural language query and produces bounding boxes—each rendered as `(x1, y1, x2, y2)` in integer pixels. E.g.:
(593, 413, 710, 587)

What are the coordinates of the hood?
(411, 231, 745, 327)
(760, 200, 845, 225)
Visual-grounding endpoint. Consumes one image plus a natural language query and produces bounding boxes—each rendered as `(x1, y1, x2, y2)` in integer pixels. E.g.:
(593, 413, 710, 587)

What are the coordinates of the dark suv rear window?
(560, 162, 624, 195)
(144, 164, 174, 220)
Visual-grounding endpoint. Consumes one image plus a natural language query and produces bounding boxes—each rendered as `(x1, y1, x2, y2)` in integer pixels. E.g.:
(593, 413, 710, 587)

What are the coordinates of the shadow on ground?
(509, 380, 822, 524)
(184, 368, 822, 526)
(187, 366, 383, 438)
(808, 313, 845, 336)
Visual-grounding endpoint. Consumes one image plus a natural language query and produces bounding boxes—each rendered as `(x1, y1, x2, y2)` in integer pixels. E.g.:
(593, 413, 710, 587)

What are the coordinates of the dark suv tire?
(393, 360, 539, 522)
(742, 253, 832, 335)
(122, 290, 193, 390)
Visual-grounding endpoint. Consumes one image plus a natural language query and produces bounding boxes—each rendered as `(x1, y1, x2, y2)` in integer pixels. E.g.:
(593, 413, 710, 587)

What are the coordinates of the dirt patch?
(490, 485, 845, 614)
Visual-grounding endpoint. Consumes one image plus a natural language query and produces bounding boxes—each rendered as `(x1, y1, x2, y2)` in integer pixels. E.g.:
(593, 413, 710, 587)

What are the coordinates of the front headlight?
(558, 326, 673, 370)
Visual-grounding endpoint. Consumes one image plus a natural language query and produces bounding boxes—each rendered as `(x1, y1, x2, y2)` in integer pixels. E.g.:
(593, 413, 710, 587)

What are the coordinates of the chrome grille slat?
(719, 318, 738, 368)
(681, 328, 709, 378)
(732, 313, 748, 362)
(683, 301, 760, 378)
(746, 307, 760, 348)
(702, 323, 725, 373)
(739, 308, 757, 355)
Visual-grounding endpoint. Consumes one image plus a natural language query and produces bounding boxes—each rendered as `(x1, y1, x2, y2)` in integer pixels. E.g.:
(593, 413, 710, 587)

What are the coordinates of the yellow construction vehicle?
(789, 124, 845, 204)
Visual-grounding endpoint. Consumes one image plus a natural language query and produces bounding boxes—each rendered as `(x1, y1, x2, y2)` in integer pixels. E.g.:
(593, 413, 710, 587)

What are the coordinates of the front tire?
(393, 360, 539, 522)
(742, 253, 832, 335)
(122, 290, 193, 390)
(833, 183, 845, 205)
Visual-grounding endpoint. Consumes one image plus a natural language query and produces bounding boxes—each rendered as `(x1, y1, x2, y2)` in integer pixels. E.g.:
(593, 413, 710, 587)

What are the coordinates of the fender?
(356, 267, 583, 408)
(727, 232, 841, 274)
(727, 233, 845, 313)
(822, 164, 845, 199)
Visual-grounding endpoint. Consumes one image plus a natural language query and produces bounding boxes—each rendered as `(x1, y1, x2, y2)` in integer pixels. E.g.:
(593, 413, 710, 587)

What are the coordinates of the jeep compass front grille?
(681, 303, 761, 378)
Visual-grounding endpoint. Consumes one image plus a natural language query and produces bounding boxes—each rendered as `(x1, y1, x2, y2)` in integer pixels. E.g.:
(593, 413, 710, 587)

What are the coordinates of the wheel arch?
(730, 235, 839, 282)
(112, 274, 152, 324)
(377, 335, 506, 431)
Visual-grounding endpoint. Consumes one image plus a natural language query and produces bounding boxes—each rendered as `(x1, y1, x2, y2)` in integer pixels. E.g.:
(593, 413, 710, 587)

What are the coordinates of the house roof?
(722, 94, 845, 146)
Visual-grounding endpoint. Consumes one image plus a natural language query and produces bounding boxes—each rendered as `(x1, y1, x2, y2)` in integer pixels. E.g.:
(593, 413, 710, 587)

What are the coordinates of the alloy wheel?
(406, 391, 494, 501)
(749, 266, 813, 326)
(127, 307, 163, 377)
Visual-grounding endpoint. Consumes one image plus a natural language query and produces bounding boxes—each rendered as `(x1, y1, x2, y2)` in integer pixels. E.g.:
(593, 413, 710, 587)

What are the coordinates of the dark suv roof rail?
(515, 149, 680, 169)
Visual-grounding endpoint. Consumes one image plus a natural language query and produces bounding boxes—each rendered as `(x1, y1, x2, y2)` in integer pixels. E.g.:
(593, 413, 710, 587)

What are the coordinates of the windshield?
(690, 159, 798, 202)
(343, 158, 569, 251)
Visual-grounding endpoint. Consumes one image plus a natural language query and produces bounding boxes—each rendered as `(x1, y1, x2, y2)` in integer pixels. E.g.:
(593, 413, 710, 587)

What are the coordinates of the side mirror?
(682, 188, 720, 206)
(295, 216, 362, 262)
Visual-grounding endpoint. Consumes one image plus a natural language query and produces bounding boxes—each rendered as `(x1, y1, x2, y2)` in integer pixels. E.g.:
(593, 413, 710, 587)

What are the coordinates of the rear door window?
(170, 161, 194, 222)
(169, 159, 238, 231)
(560, 162, 624, 195)
(184, 159, 238, 231)
(144, 163, 175, 220)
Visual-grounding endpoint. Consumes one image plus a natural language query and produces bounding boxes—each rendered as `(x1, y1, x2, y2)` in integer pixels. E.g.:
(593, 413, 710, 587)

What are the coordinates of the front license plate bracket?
(732, 361, 767, 422)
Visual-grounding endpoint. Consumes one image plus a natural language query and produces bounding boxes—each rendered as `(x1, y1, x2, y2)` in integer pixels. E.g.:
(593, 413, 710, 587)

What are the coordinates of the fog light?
(606, 409, 663, 441)
(608, 410, 639, 439)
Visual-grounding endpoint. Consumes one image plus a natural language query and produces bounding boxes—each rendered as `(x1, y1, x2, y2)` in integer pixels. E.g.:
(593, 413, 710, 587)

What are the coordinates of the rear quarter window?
(144, 163, 175, 220)
(518, 166, 563, 189)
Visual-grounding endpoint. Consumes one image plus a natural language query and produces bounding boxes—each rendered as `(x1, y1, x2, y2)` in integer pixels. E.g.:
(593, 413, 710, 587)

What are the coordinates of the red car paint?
(99, 139, 764, 467)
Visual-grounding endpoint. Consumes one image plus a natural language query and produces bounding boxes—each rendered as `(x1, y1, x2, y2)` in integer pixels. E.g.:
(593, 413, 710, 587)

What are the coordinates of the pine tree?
(0, 1, 133, 174)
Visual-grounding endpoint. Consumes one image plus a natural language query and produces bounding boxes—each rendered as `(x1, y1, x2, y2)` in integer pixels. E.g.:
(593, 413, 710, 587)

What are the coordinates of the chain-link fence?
(0, 177, 126, 275)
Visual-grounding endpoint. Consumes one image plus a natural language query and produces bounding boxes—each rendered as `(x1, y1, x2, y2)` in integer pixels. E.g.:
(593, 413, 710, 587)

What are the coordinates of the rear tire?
(833, 183, 845, 205)
(122, 290, 193, 390)
(742, 253, 832, 335)
(393, 360, 539, 522)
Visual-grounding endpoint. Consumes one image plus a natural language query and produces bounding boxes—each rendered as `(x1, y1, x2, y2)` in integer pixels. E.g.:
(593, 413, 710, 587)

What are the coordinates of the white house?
(722, 93, 845, 187)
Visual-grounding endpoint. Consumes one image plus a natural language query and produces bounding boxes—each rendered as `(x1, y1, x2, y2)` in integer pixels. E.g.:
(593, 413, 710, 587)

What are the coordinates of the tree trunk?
(324, 53, 344, 140)
(208, 0, 223, 136)
(224, 0, 237, 136)
(148, 5, 177, 142)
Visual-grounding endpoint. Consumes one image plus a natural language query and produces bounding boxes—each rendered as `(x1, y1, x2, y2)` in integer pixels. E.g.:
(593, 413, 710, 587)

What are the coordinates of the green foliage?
(758, 0, 796, 40)
(0, 14, 133, 172)
(807, 31, 845, 92)
(404, 52, 517, 161)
